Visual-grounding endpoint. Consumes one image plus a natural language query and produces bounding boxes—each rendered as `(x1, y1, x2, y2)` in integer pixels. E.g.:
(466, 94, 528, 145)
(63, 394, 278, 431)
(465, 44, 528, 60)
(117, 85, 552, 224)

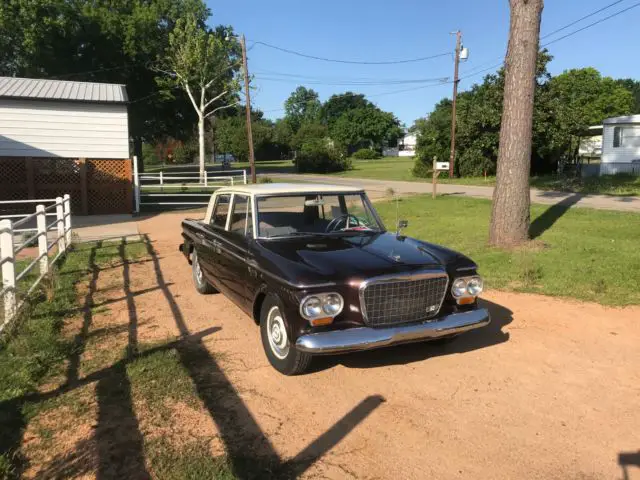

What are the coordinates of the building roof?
(0, 77, 128, 103)
(603, 114, 640, 125)
(216, 182, 365, 196)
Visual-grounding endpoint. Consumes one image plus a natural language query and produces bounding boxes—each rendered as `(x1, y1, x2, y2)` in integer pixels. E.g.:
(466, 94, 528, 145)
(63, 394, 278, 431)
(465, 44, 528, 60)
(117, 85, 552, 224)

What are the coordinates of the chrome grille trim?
(358, 270, 449, 327)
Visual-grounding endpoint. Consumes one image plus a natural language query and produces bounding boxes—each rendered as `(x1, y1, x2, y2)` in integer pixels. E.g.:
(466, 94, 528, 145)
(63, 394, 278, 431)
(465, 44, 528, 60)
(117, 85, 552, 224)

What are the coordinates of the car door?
(197, 193, 230, 290)
(215, 194, 253, 310)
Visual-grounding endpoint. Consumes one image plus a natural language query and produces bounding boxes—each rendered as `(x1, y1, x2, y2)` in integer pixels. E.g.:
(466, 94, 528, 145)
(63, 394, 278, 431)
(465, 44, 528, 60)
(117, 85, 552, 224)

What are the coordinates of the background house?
(383, 133, 417, 157)
(0, 77, 132, 214)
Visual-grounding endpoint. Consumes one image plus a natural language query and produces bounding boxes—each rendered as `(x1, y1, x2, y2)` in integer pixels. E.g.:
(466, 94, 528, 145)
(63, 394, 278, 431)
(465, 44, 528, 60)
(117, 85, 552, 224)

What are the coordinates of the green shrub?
(172, 140, 198, 164)
(295, 140, 352, 173)
(352, 148, 381, 160)
(141, 143, 161, 165)
(258, 176, 273, 184)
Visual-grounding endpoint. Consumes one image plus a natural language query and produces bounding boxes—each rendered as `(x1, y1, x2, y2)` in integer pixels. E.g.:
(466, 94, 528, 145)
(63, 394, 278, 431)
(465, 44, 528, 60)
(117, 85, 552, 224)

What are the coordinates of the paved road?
(274, 174, 640, 212)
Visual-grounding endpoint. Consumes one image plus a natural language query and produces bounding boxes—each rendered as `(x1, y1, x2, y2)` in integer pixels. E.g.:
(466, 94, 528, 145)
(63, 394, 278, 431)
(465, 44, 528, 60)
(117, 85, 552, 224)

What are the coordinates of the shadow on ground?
(312, 298, 512, 372)
(529, 193, 582, 239)
(1, 236, 385, 480)
(619, 450, 640, 480)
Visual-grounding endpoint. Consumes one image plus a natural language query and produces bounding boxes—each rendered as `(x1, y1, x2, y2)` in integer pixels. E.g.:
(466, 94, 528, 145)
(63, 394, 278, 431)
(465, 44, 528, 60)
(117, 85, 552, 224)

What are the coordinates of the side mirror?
(396, 219, 408, 236)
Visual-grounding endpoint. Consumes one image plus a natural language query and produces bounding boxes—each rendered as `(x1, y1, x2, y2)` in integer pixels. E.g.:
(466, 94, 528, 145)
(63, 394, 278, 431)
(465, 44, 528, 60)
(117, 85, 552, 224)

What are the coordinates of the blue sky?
(208, 0, 640, 127)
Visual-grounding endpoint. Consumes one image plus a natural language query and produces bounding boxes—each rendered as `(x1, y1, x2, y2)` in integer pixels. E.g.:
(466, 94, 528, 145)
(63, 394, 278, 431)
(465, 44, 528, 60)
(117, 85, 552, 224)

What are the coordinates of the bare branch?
(183, 82, 200, 114)
(204, 102, 240, 119)
(204, 90, 229, 110)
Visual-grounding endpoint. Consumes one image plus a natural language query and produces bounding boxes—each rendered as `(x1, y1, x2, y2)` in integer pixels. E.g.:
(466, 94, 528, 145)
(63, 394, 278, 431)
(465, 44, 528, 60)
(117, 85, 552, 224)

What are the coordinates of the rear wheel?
(260, 294, 312, 375)
(191, 250, 216, 294)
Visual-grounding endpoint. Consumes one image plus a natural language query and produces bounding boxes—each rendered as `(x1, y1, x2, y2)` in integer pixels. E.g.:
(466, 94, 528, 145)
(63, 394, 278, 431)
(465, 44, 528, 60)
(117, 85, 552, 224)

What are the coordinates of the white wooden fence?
(133, 156, 247, 212)
(0, 195, 72, 331)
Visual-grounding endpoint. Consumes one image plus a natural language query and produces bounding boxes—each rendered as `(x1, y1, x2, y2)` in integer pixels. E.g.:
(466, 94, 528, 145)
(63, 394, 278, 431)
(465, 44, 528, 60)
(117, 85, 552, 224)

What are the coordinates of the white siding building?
(0, 77, 133, 214)
(601, 114, 640, 166)
(0, 77, 129, 158)
(383, 133, 417, 157)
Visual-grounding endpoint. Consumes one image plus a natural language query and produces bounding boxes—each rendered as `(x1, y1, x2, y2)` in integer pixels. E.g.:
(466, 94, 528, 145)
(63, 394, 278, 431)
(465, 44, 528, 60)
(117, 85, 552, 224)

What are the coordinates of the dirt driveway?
(123, 212, 640, 479)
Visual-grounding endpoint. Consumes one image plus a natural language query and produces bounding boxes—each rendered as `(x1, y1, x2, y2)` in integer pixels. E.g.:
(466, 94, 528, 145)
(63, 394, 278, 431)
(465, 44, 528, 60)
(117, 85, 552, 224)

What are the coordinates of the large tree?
(284, 86, 322, 132)
(489, 0, 544, 247)
(331, 106, 402, 153)
(159, 17, 241, 180)
(321, 92, 371, 127)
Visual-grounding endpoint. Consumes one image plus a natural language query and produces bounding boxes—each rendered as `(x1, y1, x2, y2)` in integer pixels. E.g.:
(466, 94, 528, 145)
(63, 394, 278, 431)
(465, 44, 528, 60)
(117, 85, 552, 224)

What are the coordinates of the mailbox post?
(432, 157, 450, 199)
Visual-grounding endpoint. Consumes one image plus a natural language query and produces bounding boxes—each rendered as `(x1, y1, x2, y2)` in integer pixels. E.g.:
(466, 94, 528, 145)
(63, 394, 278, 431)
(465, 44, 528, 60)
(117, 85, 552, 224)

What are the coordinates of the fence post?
(204, 170, 208, 187)
(133, 156, 140, 214)
(63, 194, 72, 247)
(160, 171, 164, 186)
(55, 197, 66, 255)
(0, 219, 16, 325)
(243, 170, 247, 185)
(36, 204, 49, 276)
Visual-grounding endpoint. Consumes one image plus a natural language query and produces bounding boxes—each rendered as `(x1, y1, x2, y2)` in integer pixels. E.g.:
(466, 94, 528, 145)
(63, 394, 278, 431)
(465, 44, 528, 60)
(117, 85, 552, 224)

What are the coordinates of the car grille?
(360, 273, 449, 327)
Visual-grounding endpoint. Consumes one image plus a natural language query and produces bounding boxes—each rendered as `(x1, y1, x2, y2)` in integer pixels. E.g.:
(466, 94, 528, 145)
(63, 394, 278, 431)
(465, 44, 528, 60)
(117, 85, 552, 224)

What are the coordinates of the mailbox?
(435, 162, 450, 171)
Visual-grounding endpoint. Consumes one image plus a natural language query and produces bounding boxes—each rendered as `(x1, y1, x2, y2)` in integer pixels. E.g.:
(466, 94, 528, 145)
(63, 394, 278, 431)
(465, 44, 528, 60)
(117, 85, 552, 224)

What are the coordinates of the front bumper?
(295, 308, 490, 354)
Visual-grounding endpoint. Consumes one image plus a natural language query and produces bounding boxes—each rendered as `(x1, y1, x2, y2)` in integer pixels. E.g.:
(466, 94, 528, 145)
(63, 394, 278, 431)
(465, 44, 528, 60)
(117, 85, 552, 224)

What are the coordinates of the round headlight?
(302, 296, 322, 318)
(467, 276, 484, 296)
(323, 293, 343, 315)
(452, 278, 468, 297)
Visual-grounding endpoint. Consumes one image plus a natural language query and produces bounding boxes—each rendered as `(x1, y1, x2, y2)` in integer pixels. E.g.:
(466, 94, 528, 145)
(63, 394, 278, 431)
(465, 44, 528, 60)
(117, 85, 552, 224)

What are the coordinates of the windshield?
(256, 193, 384, 238)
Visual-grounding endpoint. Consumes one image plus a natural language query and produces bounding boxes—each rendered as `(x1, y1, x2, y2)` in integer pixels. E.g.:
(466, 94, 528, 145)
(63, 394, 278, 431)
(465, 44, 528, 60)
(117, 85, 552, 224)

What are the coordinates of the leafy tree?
(330, 106, 402, 153)
(321, 92, 371, 127)
(158, 17, 241, 179)
(412, 99, 453, 177)
(284, 86, 321, 132)
(291, 122, 329, 151)
(616, 79, 640, 114)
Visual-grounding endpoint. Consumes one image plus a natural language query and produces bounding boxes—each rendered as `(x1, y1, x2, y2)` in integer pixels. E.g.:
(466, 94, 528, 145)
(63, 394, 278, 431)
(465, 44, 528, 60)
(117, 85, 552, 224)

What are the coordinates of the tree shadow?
(312, 298, 512, 372)
(529, 193, 582, 239)
(619, 450, 640, 480)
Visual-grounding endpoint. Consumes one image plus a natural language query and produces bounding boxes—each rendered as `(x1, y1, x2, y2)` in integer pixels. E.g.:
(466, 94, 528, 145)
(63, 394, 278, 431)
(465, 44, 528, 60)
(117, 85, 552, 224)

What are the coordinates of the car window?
(229, 195, 252, 237)
(211, 194, 230, 228)
(256, 193, 382, 238)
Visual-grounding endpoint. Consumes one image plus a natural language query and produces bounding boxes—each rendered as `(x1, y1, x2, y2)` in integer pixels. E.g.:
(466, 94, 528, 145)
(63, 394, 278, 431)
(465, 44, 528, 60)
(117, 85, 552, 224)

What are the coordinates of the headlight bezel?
(451, 275, 484, 298)
(299, 292, 344, 321)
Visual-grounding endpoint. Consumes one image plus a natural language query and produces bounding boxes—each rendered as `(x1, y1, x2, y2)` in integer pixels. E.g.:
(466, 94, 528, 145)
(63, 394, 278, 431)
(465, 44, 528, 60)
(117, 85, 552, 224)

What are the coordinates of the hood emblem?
(389, 251, 401, 262)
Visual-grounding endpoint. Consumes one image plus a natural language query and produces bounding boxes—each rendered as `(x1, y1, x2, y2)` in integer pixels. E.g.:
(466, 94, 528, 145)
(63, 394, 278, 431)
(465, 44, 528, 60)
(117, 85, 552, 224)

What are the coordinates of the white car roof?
(215, 182, 365, 196)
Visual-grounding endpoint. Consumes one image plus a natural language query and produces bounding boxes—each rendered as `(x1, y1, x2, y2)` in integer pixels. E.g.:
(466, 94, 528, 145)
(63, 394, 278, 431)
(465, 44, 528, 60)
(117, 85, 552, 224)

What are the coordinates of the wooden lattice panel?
(0, 158, 27, 202)
(87, 159, 132, 214)
(33, 158, 80, 185)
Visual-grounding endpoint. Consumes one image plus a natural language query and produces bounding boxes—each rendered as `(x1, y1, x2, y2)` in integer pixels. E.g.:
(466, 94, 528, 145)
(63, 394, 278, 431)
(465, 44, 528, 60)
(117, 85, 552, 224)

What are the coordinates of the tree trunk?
(198, 114, 205, 181)
(489, 0, 543, 246)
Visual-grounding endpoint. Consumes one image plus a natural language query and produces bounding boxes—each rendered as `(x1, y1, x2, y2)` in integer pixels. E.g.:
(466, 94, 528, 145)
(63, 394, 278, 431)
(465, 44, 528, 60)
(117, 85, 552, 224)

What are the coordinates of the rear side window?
(229, 195, 252, 237)
(211, 194, 230, 228)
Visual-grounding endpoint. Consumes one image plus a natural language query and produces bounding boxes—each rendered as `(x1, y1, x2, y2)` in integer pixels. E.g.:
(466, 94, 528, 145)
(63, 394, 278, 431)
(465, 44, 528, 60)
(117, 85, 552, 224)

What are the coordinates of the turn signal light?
(310, 317, 334, 327)
(457, 296, 476, 305)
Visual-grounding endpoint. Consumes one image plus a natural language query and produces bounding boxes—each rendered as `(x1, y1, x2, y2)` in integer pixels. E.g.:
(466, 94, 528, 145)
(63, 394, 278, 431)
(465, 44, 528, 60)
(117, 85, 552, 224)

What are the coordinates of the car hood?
(254, 232, 477, 286)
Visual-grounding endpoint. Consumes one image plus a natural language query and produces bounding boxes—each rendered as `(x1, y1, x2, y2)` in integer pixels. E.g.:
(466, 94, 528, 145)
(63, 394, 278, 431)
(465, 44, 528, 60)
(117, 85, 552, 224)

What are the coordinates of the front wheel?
(260, 294, 312, 375)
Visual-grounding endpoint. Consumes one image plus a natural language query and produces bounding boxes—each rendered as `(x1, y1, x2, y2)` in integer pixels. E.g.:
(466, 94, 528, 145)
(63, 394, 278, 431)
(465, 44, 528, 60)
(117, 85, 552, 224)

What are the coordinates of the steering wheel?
(325, 214, 361, 232)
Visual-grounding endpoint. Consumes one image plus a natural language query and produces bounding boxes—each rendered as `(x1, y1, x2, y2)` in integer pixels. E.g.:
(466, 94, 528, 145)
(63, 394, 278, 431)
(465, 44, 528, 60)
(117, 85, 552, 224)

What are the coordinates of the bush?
(172, 140, 198, 164)
(142, 143, 161, 165)
(295, 140, 352, 173)
(352, 148, 381, 160)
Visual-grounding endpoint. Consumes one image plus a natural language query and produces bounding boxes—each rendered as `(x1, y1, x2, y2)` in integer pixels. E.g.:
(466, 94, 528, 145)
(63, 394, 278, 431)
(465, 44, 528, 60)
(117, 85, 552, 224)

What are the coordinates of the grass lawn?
(375, 195, 640, 306)
(0, 240, 240, 479)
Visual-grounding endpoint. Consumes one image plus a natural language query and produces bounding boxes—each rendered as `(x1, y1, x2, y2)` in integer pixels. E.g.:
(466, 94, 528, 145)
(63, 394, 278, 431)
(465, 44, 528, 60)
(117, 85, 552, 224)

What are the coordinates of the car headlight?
(452, 278, 468, 297)
(466, 276, 483, 296)
(451, 275, 483, 298)
(300, 293, 344, 321)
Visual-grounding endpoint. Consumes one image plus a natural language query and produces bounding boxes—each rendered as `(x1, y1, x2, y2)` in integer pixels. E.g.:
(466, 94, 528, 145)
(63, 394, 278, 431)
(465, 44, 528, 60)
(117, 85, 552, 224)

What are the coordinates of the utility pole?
(448, 30, 462, 178)
(241, 34, 256, 183)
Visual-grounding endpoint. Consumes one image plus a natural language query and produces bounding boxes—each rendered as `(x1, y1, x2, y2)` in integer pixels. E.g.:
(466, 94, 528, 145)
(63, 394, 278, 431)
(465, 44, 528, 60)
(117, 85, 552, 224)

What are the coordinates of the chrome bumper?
(295, 308, 490, 354)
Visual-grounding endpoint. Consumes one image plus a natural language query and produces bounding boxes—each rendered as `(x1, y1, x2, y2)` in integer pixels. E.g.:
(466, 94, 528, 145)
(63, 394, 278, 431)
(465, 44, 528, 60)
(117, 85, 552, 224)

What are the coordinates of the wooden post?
(241, 34, 256, 184)
(432, 156, 439, 199)
(78, 158, 89, 215)
(55, 197, 66, 254)
(25, 157, 36, 199)
(36, 204, 49, 276)
(0, 219, 16, 326)
(133, 156, 140, 214)
(63, 194, 72, 246)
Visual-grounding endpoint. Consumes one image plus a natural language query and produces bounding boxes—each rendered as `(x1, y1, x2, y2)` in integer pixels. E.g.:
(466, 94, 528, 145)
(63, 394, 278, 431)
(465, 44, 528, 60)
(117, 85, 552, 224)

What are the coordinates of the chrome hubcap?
(267, 306, 289, 360)
(194, 256, 203, 283)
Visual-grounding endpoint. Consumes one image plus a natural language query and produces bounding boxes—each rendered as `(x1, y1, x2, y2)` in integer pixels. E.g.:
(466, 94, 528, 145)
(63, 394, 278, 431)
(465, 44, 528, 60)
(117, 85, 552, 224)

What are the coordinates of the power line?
(542, 0, 640, 46)
(541, 0, 626, 39)
(253, 69, 449, 84)
(254, 75, 450, 87)
(459, 0, 637, 81)
(252, 40, 451, 65)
